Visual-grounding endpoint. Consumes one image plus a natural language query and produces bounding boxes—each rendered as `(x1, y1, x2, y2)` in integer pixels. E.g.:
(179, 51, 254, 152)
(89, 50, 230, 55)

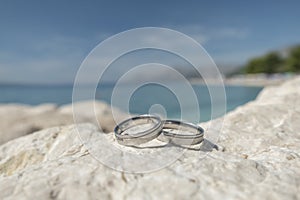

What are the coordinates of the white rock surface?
(0, 101, 128, 145)
(59, 100, 128, 132)
(0, 77, 299, 199)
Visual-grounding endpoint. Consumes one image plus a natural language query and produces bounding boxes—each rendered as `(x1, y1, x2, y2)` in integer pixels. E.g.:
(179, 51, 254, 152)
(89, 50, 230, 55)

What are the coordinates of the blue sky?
(1, 0, 300, 84)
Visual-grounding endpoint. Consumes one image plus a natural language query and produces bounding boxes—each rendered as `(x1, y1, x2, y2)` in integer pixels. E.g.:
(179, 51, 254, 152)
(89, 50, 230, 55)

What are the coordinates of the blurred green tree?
(244, 57, 266, 74)
(264, 52, 283, 74)
(285, 46, 300, 72)
(244, 52, 283, 74)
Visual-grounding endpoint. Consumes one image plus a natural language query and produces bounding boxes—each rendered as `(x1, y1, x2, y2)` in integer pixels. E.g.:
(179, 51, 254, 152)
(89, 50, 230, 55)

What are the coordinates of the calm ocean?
(0, 84, 262, 123)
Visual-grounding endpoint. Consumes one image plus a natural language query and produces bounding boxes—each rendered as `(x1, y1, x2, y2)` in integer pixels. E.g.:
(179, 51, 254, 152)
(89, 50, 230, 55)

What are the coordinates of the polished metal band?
(114, 115, 163, 146)
(158, 120, 204, 145)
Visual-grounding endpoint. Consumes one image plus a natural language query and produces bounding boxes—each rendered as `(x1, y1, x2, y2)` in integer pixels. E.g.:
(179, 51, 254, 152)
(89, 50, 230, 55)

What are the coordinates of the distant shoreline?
(225, 73, 297, 87)
(190, 73, 298, 87)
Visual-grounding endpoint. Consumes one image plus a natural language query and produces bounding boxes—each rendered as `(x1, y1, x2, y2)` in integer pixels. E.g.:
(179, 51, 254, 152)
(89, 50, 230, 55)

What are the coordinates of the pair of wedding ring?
(114, 115, 204, 146)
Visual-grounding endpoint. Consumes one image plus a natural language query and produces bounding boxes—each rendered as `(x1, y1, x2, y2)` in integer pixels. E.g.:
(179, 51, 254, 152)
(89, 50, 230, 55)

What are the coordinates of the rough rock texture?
(0, 77, 299, 199)
(0, 101, 128, 145)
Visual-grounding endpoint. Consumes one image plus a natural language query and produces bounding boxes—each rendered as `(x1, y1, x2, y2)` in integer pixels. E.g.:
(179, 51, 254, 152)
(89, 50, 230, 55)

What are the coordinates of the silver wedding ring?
(158, 120, 204, 145)
(114, 115, 163, 146)
(114, 115, 204, 146)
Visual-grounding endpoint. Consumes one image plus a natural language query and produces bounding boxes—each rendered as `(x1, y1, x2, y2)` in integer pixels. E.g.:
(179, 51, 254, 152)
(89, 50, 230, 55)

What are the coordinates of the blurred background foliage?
(242, 45, 300, 74)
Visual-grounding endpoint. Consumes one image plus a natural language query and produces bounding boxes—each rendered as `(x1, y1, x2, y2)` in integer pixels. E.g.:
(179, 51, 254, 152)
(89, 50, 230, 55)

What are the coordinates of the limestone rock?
(0, 77, 299, 199)
(59, 100, 129, 132)
(0, 101, 128, 145)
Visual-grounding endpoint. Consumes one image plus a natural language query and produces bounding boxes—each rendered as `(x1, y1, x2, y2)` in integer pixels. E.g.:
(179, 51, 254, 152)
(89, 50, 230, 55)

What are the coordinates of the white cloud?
(72, 28, 223, 84)
(212, 27, 249, 39)
(173, 24, 249, 43)
(172, 25, 209, 44)
(0, 26, 250, 84)
(0, 35, 91, 84)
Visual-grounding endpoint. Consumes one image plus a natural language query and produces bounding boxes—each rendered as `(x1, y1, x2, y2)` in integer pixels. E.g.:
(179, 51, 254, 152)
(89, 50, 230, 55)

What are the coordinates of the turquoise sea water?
(0, 84, 262, 122)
